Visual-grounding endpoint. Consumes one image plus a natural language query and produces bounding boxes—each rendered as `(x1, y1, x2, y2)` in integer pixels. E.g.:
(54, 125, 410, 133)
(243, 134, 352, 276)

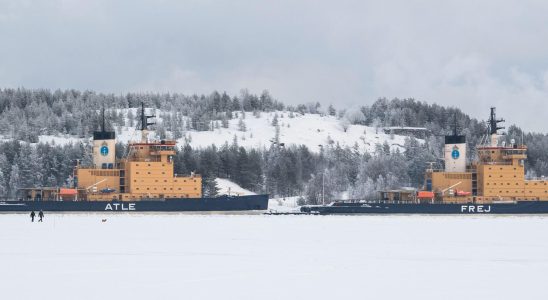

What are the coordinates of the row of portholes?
(135, 172, 166, 175)
(488, 190, 547, 194)
(135, 163, 166, 167)
(135, 187, 198, 191)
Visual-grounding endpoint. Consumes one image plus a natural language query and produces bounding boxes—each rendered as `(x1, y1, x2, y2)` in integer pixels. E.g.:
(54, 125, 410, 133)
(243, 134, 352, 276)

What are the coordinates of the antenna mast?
(487, 107, 505, 147)
(452, 113, 458, 136)
(140, 102, 156, 142)
(101, 107, 106, 132)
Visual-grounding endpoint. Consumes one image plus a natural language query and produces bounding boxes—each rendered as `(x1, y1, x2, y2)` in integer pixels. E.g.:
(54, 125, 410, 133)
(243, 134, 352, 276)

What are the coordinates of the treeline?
(0, 141, 89, 198)
(0, 88, 287, 142)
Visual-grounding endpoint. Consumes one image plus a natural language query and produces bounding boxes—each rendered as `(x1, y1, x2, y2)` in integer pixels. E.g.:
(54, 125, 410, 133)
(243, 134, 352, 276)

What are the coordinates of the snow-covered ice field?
(1, 214, 547, 300)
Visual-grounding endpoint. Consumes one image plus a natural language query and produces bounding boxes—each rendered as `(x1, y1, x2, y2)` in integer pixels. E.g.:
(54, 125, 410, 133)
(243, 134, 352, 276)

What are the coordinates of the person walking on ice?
(30, 211, 35, 222)
(38, 210, 44, 222)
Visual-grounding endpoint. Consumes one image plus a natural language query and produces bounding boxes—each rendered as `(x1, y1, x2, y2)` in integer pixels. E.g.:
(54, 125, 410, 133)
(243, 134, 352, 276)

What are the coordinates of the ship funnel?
(444, 114, 466, 173)
(93, 107, 116, 169)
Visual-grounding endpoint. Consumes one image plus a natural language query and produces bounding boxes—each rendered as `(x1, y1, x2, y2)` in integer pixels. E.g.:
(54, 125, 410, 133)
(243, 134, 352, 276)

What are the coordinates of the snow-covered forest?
(0, 88, 547, 202)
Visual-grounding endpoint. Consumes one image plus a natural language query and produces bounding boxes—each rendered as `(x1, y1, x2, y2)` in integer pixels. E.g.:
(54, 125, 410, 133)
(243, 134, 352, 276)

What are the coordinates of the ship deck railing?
(428, 169, 477, 173)
(331, 199, 419, 205)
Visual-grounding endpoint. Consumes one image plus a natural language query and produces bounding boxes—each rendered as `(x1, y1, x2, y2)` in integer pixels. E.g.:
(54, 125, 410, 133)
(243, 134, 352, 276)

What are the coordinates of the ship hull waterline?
(300, 201, 548, 214)
(0, 195, 269, 212)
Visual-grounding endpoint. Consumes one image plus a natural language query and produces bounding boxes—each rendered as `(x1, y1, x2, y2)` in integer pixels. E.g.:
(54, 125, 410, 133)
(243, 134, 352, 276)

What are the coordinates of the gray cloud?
(1, 0, 547, 131)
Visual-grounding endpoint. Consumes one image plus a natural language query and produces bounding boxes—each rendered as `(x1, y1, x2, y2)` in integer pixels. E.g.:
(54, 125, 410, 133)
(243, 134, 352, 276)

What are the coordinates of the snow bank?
(215, 178, 256, 196)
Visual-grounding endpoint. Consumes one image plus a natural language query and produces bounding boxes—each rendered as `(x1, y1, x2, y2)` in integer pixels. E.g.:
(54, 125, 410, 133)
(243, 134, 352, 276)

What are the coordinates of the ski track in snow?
(0, 214, 547, 300)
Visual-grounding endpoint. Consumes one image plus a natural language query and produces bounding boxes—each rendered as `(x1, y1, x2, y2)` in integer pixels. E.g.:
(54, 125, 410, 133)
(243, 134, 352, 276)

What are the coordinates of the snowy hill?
(23, 110, 418, 153)
(108, 110, 416, 153)
(183, 112, 411, 153)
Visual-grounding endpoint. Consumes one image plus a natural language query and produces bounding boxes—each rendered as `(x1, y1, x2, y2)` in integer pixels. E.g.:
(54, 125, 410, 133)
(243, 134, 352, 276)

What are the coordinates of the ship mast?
(140, 102, 156, 143)
(101, 107, 106, 132)
(487, 107, 505, 147)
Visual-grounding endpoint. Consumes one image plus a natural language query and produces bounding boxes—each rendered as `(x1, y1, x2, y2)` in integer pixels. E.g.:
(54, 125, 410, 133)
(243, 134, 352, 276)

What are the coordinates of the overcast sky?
(1, 0, 547, 131)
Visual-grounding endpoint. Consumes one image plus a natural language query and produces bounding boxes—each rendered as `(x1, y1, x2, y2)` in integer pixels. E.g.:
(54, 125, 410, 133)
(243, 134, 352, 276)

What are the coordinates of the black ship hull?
(0, 195, 269, 212)
(301, 201, 548, 214)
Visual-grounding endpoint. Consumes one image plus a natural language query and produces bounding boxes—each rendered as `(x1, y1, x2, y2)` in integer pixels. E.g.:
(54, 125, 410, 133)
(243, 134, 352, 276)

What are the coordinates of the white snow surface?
(215, 178, 256, 196)
(1, 214, 547, 300)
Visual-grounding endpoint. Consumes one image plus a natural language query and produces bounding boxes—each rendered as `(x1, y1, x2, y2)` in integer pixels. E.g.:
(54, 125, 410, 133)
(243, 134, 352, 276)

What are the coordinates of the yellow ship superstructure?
(75, 105, 201, 201)
(421, 108, 547, 204)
